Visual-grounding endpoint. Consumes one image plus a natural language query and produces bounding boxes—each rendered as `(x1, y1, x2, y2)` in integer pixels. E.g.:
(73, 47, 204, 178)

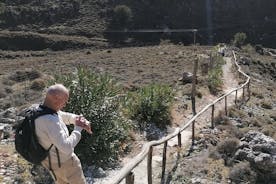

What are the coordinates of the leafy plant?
(123, 84, 173, 130)
(112, 5, 132, 29)
(207, 54, 224, 95)
(56, 67, 130, 167)
(0, 3, 5, 15)
(233, 32, 247, 48)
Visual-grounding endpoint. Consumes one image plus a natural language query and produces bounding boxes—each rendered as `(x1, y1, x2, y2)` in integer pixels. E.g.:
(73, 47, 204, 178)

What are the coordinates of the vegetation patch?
(56, 67, 131, 167)
(123, 83, 174, 131)
(229, 161, 257, 184)
(8, 69, 41, 82)
(207, 54, 225, 95)
(232, 32, 247, 48)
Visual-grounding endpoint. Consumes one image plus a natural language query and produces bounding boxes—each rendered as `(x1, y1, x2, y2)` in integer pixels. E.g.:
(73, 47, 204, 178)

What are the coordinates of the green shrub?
(0, 3, 5, 16)
(112, 5, 132, 29)
(233, 32, 247, 48)
(207, 54, 224, 95)
(229, 161, 257, 184)
(123, 84, 173, 130)
(56, 67, 130, 167)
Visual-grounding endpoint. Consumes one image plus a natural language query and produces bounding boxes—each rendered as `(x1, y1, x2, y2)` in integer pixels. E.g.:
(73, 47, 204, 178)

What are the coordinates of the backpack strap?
(55, 147, 61, 168)
(47, 144, 53, 151)
(48, 152, 57, 181)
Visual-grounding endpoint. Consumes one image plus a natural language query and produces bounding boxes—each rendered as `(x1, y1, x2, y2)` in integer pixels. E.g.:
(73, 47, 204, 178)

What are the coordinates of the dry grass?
(229, 161, 257, 184)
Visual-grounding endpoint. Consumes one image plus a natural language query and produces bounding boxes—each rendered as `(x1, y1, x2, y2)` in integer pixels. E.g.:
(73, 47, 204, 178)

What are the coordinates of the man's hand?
(75, 116, 92, 134)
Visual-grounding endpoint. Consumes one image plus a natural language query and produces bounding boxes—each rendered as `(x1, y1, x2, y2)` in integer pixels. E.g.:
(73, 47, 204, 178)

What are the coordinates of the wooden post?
(192, 120, 195, 145)
(242, 86, 245, 102)
(126, 172, 134, 184)
(0, 130, 2, 141)
(235, 90, 238, 105)
(191, 57, 198, 116)
(161, 141, 168, 183)
(178, 133, 181, 147)
(211, 104, 215, 128)
(147, 146, 153, 184)
(247, 79, 250, 100)
(225, 96, 227, 116)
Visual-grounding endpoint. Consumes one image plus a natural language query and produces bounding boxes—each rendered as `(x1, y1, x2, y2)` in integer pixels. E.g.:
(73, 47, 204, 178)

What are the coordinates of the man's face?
(56, 93, 69, 110)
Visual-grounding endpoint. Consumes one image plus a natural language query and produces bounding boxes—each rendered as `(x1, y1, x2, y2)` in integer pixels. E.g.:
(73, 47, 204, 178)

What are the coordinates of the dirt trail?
(95, 56, 241, 184)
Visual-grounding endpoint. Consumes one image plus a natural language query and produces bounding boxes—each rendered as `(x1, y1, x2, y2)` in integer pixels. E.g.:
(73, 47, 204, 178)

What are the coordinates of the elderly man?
(35, 84, 92, 184)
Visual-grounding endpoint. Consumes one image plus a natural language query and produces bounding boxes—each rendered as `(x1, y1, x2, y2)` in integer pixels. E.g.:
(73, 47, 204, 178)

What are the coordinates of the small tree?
(0, 3, 5, 15)
(233, 32, 247, 48)
(112, 5, 132, 29)
(123, 84, 173, 130)
(56, 68, 130, 167)
(207, 54, 224, 95)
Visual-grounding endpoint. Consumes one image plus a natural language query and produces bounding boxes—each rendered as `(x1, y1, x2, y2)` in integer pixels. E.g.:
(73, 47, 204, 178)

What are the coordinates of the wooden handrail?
(110, 50, 250, 184)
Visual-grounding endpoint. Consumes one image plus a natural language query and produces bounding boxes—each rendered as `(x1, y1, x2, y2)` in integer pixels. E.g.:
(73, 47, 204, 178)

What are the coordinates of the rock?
(239, 56, 251, 65)
(85, 165, 106, 178)
(0, 123, 13, 140)
(234, 131, 276, 181)
(0, 118, 15, 124)
(145, 123, 166, 141)
(255, 45, 264, 55)
(178, 72, 194, 84)
(0, 107, 17, 119)
(94, 167, 106, 178)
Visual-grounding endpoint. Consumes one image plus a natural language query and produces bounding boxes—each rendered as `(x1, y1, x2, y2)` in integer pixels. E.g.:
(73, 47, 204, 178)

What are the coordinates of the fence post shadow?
(164, 147, 183, 184)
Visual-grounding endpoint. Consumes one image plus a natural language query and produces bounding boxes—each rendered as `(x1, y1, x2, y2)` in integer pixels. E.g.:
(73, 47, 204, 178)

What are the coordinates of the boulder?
(0, 107, 17, 119)
(234, 131, 276, 181)
(255, 44, 264, 55)
(178, 72, 194, 84)
(239, 56, 251, 66)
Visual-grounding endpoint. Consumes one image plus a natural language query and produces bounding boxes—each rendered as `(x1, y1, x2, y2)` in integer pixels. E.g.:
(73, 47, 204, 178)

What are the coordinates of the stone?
(0, 118, 15, 124)
(234, 131, 276, 181)
(0, 107, 17, 119)
(178, 72, 194, 84)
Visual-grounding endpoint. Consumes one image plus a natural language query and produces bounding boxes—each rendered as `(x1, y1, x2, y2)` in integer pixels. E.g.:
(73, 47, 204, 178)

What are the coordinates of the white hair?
(46, 84, 69, 97)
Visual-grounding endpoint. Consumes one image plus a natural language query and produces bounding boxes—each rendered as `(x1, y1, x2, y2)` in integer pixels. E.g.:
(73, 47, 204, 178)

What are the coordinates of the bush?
(217, 138, 240, 165)
(112, 5, 132, 29)
(207, 54, 224, 95)
(0, 3, 5, 16)
(229, 161, 257, 184)
(56, 67, 130, 167)
(217, 138, 239, 156)
(9, 69, 41, 82)
(30, 78, 46, 91)
(233, 32, 247, 48)
(260, 101, 273, 109)
(123, 84, 173, 130)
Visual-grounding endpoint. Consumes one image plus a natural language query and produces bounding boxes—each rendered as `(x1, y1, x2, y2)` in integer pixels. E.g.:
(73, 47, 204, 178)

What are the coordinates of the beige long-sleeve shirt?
(35, 108, 82, 164)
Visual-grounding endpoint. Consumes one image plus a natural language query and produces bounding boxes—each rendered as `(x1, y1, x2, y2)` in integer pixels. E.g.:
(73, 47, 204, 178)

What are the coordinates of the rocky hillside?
(0, 0, 276, 48)
(169, 46, 276, 184)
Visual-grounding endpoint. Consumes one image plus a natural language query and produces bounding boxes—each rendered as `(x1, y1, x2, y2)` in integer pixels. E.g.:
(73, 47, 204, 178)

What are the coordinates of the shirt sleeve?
(45, 116, 81, 155)
(58, 111, 77, 125)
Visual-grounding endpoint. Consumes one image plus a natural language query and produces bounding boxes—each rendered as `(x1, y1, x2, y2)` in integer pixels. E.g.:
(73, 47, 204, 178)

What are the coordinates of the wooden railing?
(109, 51, 250, 184)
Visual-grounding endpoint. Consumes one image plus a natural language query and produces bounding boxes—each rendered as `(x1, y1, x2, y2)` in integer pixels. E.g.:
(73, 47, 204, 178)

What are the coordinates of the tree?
(112, 5, 132, 29)
(233, 32, 247, 48)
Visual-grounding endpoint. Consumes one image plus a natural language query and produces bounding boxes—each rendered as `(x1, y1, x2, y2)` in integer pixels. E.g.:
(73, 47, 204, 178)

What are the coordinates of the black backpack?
(15, 105, 57, 164)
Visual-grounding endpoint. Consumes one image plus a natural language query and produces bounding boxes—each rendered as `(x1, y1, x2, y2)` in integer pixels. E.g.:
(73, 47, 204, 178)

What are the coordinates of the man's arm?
(59, 111, 92, 134)
(45, 117, 82, 154)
